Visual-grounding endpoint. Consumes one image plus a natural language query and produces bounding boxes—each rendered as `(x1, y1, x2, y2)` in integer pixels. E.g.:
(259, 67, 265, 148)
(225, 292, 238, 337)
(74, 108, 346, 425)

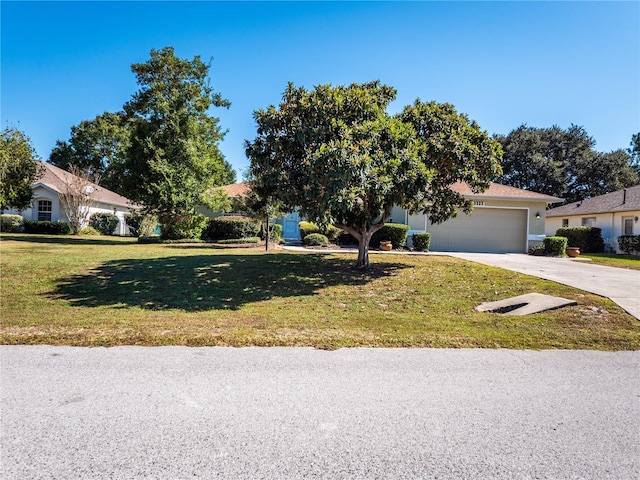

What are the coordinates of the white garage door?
(428, 208, 527, 253)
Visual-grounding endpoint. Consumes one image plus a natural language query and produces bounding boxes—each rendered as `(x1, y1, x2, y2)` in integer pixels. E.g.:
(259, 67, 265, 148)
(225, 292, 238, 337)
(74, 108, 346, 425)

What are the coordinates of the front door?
(282, 210, 301, 240)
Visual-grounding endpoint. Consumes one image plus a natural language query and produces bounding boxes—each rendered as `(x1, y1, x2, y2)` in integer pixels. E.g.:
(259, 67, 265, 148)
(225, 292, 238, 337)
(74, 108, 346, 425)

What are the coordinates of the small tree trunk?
(355, 230, 373, 269)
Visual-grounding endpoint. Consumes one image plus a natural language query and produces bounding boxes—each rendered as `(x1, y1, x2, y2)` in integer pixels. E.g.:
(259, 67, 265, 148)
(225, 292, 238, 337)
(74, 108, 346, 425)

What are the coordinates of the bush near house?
(203, 216, 261, 241)
(0, 214, 24, 233)
(80, 226, 101, 236)
(555, 227, 604, 253)
(160, 215, 208, 240)
(90, 212, 119, 235)
(298, 222, 342, 243)
(124, 212, 157, 238)
(617, 235, 640, 255)
(303, 233, 329, 246)
(23, 220, 72, 235)
(544, 236, 568, 256)
(412, 232, 432, 252)
(261, 223, 283, 242)
(371, 224, 410, 248)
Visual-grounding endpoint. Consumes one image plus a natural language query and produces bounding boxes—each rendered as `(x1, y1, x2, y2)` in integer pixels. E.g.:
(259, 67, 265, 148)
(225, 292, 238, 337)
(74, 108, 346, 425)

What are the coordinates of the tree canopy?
(119, 47, 235, 237)
(246, 81, 502, 268)
(0, 126, 43, 211)
(496, 125, 639, 203)
(49, 112, 130, 194)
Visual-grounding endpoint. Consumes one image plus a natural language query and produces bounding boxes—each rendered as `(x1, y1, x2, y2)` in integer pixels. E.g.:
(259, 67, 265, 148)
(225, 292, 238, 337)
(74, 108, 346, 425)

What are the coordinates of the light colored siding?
(428, 208, 528, 253)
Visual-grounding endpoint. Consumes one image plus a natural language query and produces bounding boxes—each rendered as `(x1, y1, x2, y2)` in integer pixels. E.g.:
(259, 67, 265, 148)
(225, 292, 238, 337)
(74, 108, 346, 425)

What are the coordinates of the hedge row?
(22, 220, 73, 235)
(555, 226, 604, 253)
(203, 216, 261, 241)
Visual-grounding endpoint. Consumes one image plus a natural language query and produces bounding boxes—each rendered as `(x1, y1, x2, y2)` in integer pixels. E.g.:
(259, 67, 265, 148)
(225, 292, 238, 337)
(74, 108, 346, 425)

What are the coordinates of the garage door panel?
(428, 208, 527, 253)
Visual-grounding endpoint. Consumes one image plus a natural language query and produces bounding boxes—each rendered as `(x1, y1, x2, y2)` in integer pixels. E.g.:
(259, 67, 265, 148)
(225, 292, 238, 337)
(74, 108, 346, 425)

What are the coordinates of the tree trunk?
(355, 230, 373, 269)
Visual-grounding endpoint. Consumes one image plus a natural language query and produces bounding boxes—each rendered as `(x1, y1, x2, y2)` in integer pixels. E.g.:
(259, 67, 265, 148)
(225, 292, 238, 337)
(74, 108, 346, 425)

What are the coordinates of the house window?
(562, 219, 569, 227)
(474, 201, 485, 206)
(581, 217, 596, 227)
(37, 200, 52, 221)
(623, 217, 634, 235)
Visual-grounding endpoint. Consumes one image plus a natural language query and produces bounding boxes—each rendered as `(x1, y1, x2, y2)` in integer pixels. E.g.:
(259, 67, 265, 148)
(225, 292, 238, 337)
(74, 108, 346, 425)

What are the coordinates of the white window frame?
(37, 200, 52, 221)
(622, 216, 634, 235)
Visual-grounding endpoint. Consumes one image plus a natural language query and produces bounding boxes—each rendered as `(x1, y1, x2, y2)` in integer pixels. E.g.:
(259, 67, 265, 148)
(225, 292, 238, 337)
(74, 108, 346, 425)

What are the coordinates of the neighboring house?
(545, 185, 640, 253)
(5, 161, 137, 235)
(218, 181, 562, 253)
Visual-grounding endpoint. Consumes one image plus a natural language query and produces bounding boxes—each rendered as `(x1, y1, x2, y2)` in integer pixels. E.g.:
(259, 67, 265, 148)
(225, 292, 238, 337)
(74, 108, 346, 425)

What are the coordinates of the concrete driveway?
(447, 253, 640, 320)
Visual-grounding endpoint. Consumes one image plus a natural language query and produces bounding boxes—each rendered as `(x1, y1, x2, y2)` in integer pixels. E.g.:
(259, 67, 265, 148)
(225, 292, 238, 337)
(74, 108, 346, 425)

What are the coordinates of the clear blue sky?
(2, 1, 639, 180)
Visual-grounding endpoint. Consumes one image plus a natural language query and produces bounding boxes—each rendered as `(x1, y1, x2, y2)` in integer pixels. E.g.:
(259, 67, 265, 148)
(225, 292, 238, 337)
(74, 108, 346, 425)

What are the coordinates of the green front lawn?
(1, 234, 638, 350)
(581, 253, 640, 270)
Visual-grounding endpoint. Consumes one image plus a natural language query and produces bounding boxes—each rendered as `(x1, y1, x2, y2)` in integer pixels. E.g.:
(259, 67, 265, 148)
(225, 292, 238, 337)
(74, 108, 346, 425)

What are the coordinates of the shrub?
(543, 236, 568, 256)
(371, 224, 410, 248)
(203, 216, 261, 241)
(261, 223, 283, 241)
(337, 230, 358, 245)
(555, 226, 604, 253)
(124, 212, 157, 238)
(528, 243, 546, 256)
(161, 215, 208, 240)
(216, 237, 261, 244)
(79, 226, 101, 236)
(298, 221, 343, 243)
(299, 221, 321, 239)
(303, 233, 329, 246)
(23, 220, 72, 235)
(0, 214, 24, 233)
(90, 212, 119, 235)
(617, 235, 640, 254)
(412, 232, 432, 252)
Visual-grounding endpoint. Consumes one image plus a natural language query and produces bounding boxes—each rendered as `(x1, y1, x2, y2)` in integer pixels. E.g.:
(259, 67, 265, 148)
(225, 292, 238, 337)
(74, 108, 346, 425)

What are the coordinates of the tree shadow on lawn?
(52, 253, 406, 311)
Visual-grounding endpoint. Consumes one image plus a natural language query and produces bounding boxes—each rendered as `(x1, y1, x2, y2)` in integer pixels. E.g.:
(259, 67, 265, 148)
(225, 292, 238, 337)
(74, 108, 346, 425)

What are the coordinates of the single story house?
(220, 181, 562, 253)
(545, 185, 640, 253)
(5, 161, 137, 235)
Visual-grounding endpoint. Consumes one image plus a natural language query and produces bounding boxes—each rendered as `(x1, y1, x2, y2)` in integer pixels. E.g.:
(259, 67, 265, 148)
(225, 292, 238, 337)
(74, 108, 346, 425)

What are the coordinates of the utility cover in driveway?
(476, 293, 577, 315)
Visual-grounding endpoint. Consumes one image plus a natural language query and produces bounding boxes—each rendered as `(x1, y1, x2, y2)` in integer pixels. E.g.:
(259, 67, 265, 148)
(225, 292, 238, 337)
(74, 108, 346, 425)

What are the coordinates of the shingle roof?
(36, 161, 134, 208)
(220, 180, 562, 203)
(221, 182, 252, 198)
(546, 185, 640, 217)
(449, 182, 562, 202)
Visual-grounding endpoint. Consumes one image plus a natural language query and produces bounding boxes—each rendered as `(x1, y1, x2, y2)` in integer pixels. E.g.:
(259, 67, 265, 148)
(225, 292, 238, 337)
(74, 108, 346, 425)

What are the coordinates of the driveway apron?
(446, 253, 640, 320)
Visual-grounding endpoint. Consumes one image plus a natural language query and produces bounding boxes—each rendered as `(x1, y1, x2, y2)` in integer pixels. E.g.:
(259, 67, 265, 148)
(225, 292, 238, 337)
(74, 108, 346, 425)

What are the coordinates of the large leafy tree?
(49, 112, 130, 193)
(497, 124, 638, 203)
(0, 126, 44, 211)
(246, 82, 502, 268)
(121, 47, 235, 237)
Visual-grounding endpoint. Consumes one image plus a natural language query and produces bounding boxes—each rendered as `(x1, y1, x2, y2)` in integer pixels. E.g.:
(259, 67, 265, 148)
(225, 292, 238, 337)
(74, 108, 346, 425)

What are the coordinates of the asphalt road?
(2, 346, 639, 479)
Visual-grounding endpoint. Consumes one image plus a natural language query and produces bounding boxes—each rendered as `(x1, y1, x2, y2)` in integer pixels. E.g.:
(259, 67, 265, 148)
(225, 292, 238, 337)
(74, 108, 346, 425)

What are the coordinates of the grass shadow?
(52, 253, 406, 311)
(0, 234, 136, 246)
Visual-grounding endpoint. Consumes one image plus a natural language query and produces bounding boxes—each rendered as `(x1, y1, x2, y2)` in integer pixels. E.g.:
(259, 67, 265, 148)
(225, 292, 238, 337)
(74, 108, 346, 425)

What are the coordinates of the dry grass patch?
(1, 234, 639, 350)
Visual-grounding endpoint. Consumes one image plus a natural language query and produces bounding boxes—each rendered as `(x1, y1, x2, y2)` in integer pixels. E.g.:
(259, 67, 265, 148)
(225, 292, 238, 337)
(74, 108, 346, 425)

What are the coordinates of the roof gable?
(546, 185, 640, 217)
(36, 161, 134, 208)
